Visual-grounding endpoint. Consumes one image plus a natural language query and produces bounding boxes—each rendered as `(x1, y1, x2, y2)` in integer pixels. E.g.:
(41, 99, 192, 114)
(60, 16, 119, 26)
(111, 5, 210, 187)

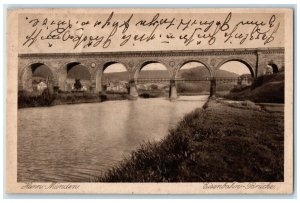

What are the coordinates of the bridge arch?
(132, 61, 172, 98)
(216, 59, 255, 78)
(175, 60, 213, 78)
(95, 61, 130, 93)
(20, 62, 54, 91)
(58, 61, 92, 91)
(134, 60, 172, 80)
(174, 61, 212, 97)
(267, 62, 279, 74)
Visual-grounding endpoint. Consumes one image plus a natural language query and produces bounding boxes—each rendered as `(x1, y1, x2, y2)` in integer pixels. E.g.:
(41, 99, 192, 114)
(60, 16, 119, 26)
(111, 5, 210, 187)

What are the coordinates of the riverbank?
(224, 72, 284, 103)
(18, 91, 131, 108)
(18, 90, 212, 108)
(96, 99, 283, 182)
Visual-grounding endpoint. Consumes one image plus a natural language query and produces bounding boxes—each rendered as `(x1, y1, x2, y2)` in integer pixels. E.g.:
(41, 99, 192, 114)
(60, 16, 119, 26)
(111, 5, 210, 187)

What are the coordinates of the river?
(17, 96, 208, 182)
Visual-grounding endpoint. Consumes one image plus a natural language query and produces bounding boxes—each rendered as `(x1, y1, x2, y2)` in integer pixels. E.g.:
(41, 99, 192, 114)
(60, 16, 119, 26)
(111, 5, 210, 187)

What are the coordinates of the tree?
(150, 84, 158, 90)
(74, 79, 82, 90)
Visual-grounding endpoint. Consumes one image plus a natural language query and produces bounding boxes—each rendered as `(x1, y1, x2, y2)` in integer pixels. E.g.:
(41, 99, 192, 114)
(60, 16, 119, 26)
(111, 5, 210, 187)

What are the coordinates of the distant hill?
(104, 66, 240, 81)
(215, 69, 240, 78)
(177, 67, 210, 79)
(67, 65, 91, 79)
(103, 70, 170, 81)
(103, 72, 131, 81)
(138, 70, 171, 79)
(32, 65, 53, 78)
(33, 65, 92, 80)
(179, 67, 239, 79)
(32, 65, 241, 81)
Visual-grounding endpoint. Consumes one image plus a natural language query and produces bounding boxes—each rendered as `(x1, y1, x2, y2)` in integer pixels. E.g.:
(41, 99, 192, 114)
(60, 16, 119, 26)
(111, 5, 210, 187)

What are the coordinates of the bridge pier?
(210, 78, 216, 98)
(129, 79, 138, 98)
(169, 79, 178, 100)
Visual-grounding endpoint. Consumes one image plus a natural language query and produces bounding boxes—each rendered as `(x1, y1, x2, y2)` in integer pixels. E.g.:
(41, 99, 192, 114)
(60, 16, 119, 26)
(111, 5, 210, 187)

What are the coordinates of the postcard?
(6, 8, 293, 194)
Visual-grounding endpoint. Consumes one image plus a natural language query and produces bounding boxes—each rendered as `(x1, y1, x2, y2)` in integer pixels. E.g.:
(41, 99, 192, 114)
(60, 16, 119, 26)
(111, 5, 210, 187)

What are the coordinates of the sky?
(217, 61, 250, 75)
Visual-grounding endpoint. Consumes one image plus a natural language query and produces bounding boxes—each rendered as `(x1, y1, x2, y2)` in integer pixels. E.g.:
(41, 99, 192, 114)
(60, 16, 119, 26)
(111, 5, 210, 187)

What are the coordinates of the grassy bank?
(224, 72, 284, 103)
(18, 90, 104, 108)
(18, 90, 132, 108)
(96, 99, 283, 182)
(101, 92, 130, 101)
(138, 89, 168, 98)
(18, 90, 57, 108)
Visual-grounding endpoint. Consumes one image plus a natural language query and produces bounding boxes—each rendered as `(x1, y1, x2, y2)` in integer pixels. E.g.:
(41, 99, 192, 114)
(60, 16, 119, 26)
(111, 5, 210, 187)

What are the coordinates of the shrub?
(18, 89, 56, 108)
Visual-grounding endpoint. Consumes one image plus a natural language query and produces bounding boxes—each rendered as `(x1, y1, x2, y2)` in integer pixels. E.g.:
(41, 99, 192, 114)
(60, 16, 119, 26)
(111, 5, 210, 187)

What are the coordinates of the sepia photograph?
(5, 7, 294, 194)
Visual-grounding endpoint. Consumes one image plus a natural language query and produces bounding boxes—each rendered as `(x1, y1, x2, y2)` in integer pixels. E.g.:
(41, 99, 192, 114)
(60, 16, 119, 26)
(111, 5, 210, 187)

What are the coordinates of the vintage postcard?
(6, 7, 293, 194)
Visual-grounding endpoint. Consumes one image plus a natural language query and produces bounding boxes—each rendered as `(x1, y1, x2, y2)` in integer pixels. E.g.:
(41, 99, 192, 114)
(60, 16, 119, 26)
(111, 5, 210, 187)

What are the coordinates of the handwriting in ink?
(22, 12, 281, 49)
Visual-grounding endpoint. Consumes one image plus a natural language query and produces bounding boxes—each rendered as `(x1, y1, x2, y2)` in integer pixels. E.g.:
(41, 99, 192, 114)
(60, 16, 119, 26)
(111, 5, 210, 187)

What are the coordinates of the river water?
(17, 96, 208, 182)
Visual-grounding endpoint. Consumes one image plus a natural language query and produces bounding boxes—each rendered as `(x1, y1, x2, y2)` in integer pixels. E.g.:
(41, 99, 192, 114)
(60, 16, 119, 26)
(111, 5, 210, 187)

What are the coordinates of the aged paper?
(6, 8, 293, 194)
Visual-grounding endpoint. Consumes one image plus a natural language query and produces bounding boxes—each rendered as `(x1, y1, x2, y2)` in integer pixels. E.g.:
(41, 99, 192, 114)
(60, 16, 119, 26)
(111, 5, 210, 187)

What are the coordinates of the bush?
(230, 85, 251, 93)
(18, 89, 56, 108)
(150, 84, 158, 90)
(177, 83, 210, 93)
(251, 73, 284, 89)
(225, 73, 284, 103)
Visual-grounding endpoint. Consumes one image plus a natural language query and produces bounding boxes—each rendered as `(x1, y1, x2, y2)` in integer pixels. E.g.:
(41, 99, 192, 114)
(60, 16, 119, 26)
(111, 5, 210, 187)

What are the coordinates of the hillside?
(32, 65, 53, 79)
(102, 71, 131, 81)
(33, 65, 92, 80)
(32, 65, 240, 81)
(104, 66, 239, 81)
(179, 67, 239, 79)
(225, 72, 284, 103)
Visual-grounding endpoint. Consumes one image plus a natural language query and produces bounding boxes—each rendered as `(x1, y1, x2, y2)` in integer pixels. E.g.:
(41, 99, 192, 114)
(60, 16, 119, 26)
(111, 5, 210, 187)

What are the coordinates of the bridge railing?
(100, 77, 253, 84)
(135, 77, 253, 84)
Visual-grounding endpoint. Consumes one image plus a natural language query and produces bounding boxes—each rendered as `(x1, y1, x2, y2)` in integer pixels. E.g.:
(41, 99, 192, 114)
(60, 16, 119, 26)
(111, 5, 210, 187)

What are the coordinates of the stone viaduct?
(18, 47, 284, 99)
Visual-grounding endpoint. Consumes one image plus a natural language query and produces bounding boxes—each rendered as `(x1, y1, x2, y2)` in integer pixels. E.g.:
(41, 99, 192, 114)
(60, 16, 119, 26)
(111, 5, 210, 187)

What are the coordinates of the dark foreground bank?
(96, 99, 283, 182)
(17, 90, 130, 108)
(224, 72, 284, 103)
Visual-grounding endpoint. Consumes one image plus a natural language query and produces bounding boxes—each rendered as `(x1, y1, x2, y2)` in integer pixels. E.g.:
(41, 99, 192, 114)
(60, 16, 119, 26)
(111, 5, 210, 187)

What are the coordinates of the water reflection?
(17, 96, 208, 182)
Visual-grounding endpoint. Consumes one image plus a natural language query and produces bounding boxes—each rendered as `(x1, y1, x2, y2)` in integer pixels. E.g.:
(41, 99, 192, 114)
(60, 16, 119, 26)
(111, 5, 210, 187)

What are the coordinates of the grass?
(100, 92, 129, 101)
(224, 73, 284, 103)
(177, 82, 236, 94)
(18, 90, 103, 108)
(95, 99, 284, 182)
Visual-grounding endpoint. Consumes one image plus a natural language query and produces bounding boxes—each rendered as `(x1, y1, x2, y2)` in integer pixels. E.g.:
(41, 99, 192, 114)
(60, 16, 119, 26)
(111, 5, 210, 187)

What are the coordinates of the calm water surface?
(18, 96, 208, 182)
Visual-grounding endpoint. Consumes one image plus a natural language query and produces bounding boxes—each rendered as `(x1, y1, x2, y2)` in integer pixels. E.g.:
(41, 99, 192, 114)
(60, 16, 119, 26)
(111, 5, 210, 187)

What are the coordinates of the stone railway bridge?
(18, 47, 284, 99)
